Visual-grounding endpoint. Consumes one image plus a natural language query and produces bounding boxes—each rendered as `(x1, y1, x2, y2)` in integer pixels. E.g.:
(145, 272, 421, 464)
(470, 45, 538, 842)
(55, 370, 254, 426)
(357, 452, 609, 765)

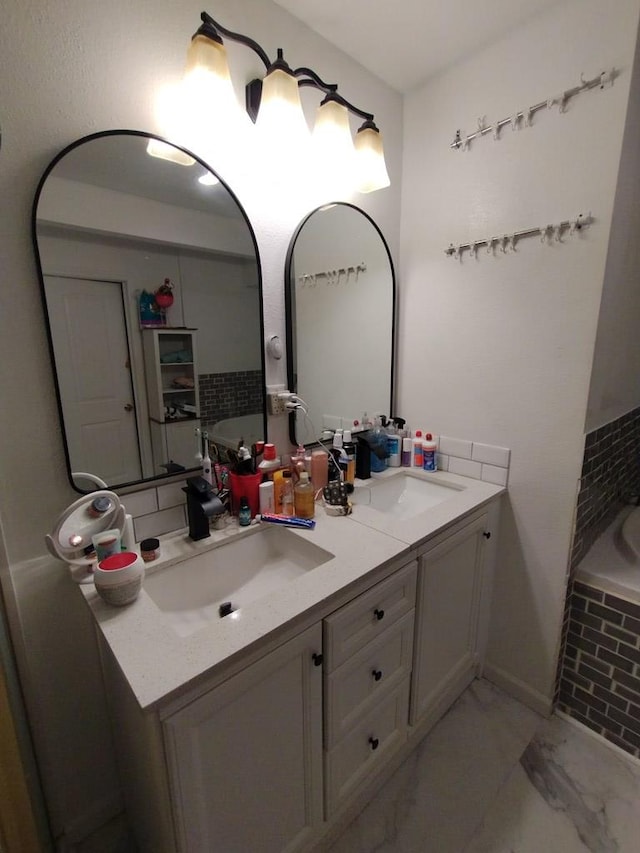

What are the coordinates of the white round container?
(94, 551, 145, 606)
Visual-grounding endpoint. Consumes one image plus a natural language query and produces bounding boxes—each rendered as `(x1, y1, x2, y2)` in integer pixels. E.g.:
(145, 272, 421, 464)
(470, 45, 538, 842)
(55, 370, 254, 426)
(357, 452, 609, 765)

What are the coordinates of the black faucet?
(183, 476, 227, 540)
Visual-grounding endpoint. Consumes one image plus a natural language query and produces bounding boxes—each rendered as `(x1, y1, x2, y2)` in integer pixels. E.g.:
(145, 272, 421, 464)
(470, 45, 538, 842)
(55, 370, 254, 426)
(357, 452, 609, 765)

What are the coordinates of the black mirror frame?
(284, 202, 396, 446)
(32, 129, 266, 494)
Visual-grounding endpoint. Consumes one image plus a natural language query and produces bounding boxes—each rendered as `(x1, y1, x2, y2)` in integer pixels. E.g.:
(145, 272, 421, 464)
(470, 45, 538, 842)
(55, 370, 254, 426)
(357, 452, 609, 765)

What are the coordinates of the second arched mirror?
(285, 203, 395, 445)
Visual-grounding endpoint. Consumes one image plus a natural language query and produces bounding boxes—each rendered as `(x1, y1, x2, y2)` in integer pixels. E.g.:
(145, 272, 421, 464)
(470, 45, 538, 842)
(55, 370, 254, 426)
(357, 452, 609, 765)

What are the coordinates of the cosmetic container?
(413, 430, 424, 468)
(259, 480, 275, 514)
(311, 450, 328, 492)
(294, 472, 315, 519)
(423, 433, 437, 472)
(402, 437, 412, 467)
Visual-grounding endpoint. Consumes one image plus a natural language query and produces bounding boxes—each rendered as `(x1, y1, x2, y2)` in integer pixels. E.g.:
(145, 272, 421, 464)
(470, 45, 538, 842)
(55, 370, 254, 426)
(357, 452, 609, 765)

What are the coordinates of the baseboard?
(58, 790, 122, 846)
(482, 662, 553, 717)
(556, 709, 640, 768)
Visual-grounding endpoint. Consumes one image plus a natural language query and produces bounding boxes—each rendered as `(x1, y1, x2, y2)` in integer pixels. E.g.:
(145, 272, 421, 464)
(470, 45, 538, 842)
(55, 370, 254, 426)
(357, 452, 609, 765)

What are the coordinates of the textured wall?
(0, 0, 402, 842)
(399, 0, 640, 708)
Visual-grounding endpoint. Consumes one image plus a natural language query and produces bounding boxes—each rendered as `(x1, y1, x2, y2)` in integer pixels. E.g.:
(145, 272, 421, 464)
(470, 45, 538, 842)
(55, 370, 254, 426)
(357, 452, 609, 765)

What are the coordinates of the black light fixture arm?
(298, 81, 375, 124)
(200, 10, 377, 127)
(200, 11, 271, 70)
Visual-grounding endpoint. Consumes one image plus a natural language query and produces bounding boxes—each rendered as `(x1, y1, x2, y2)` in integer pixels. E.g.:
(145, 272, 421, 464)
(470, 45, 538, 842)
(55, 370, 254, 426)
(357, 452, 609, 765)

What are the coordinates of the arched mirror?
(33, 131, 265, 492)
(285, 203, 395, 445)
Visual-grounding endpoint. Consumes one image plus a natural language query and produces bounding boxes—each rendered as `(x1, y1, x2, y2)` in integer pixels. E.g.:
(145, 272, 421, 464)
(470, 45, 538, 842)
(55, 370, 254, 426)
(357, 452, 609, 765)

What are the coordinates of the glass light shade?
(255, 67, 309, 147)
(146, 139, 195, 166)
(183, 35, 244, 123)
(354, 125, 390, 193)
(312, 99, 356, 189)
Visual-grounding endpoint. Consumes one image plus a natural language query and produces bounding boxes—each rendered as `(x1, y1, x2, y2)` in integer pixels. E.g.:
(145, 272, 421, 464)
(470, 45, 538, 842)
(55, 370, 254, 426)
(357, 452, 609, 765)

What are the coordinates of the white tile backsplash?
(435, 453, 449, 472)
(439, 436, 473, 459)
(481, 464, 509, 486)
(448, 457, 483, 480)
(472, 443, 511, 468)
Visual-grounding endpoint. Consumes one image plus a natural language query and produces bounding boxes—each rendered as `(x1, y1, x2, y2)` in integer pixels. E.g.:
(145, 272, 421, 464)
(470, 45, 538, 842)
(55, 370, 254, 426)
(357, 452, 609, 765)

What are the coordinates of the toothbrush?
(201, 432, 213, 485)
(194, 427, 203, 464)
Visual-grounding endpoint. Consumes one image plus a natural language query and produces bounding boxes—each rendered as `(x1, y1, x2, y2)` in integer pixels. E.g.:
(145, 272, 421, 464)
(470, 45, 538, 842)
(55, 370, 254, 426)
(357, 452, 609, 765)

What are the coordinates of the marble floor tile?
(467, 713, 640, 853)
(327, 679, 541, 853)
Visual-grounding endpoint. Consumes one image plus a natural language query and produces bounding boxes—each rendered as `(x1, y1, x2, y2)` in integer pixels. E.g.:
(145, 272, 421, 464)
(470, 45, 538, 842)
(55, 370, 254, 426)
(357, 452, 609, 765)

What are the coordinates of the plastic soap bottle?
(386, 423, 401, 468)
(370, 417, 388, 473)
(280, 469, 295, 515)
(291, 445, 307, 482)
(402, 436, 412, 467)
(311, 450, 328, 492)
(342, 430, 357, 484)
(413, 430, 424, 468)
(294, 471, 315, 519)
(258, 443, 281, 479)
(423, 433, 437, 472)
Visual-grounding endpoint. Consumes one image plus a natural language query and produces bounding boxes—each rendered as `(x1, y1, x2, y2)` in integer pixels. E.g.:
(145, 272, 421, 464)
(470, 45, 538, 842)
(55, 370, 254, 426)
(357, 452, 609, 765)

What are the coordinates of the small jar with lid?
(140, 537, 160, 563)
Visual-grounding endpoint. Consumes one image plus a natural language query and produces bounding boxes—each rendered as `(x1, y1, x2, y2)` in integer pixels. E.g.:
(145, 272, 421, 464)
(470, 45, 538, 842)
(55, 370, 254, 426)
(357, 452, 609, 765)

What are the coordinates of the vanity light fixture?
(184, 11, 390, 193)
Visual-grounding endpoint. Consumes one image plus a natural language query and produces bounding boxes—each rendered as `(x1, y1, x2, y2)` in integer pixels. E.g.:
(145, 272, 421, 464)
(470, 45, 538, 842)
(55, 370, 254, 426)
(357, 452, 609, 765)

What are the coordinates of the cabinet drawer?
(324, 679, 410, 816)
(325, 610, 414, 747)
(324, 560, 417, 671)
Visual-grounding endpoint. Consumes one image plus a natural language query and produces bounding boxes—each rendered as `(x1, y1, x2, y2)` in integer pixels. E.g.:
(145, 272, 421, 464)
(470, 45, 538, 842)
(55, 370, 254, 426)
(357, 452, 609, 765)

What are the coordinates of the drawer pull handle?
(368, 736, 379, 751)
(312, 653, 323, 667)
(372, 669, 383, 681)
(483, 531, 491, 539)
(374, 608, 385, 621)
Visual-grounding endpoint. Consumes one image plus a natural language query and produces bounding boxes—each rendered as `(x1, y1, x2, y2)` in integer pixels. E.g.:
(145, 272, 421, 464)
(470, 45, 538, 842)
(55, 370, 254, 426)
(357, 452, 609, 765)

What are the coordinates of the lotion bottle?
(423, 433, 437, 472)
(413, 430, 424, 468)
(294, 472, 315, 519)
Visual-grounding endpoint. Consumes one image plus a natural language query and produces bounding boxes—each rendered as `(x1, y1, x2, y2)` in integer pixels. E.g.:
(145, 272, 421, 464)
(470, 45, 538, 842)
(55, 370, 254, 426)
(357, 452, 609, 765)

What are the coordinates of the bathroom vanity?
(82, 469, 503, 852)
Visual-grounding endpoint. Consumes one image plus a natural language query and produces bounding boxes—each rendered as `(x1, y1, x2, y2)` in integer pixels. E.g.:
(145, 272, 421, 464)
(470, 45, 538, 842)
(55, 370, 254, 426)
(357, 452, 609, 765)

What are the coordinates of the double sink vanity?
(81, 468, 504, 852)
(32, 130, 506, 851)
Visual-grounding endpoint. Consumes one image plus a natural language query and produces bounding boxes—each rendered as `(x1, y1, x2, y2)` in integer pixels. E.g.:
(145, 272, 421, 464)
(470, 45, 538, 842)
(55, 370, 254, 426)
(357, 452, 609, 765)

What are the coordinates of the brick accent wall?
(571, 407, 640, 571)
(554, 407, 640, 710)
(198, 370, 263, 425)
(559, 581, 640, 758)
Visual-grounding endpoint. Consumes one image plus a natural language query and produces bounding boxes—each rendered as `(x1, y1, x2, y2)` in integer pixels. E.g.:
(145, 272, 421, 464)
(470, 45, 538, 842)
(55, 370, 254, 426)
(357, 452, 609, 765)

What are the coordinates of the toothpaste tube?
(258, 513, 316, 530)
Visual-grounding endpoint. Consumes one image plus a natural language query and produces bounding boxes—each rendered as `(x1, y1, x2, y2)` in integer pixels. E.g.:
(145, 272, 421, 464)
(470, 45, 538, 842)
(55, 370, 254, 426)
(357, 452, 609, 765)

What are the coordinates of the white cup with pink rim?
(94, 551, 145, 606)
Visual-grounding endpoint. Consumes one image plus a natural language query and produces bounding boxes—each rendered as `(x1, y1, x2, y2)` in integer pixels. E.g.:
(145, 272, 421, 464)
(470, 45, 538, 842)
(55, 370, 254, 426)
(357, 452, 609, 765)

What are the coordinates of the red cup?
(229, 471, 262, 518)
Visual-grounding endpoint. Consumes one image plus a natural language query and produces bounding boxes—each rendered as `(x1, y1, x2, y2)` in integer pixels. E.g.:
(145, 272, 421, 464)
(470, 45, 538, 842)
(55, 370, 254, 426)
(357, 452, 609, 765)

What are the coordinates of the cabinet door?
(410, 514, 488, 727)
(163, 624, 323, 853)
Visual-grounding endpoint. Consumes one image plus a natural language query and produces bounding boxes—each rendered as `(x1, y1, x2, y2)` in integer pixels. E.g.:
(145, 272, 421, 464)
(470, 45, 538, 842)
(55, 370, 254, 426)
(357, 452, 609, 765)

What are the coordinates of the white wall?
(39, 176, 256, 256)
(0, 0, 402, 843)
(587, 23, 640, 432)
(399, 0, 640, 710)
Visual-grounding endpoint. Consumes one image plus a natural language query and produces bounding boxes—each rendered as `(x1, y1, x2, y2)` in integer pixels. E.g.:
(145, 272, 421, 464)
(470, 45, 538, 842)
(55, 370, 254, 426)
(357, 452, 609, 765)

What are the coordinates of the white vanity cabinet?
(162, 622, 323, 853)
(91, 484, 503, 853)
(410, 510, 492, 729)
(323, 560, 417, 814)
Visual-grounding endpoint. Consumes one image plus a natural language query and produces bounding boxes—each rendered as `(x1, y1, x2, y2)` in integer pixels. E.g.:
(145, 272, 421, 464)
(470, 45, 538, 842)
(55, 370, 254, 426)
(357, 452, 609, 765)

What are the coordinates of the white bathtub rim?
(577, 505, 640, 604)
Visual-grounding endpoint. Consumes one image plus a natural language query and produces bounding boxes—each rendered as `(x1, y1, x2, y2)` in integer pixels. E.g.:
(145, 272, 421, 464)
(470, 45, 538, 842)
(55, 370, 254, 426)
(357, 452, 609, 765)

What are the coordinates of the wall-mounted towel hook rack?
(445, 213, 592, 260)
(450, 69, 616, 152)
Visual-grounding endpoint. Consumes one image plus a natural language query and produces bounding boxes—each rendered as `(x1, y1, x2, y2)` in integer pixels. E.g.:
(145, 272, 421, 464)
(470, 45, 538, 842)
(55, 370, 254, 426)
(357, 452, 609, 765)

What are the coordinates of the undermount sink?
(145, 525, 334, 637)
(357, 474, 463, 520)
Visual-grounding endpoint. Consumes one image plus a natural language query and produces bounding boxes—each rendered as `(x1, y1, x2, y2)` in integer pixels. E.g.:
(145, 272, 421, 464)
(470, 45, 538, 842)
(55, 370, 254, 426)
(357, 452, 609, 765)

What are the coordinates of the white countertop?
(79, 468, 504, 711)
